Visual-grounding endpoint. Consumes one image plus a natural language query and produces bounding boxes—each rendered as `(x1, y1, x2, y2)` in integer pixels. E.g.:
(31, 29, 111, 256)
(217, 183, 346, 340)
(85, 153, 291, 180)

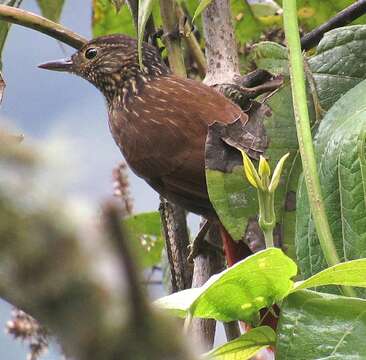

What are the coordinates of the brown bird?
(39, 34, 264, 264)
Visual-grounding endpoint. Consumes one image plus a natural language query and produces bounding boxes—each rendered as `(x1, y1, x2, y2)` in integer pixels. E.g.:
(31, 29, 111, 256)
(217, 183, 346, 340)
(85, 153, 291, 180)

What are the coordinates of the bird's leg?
(187, 220, 212, 263)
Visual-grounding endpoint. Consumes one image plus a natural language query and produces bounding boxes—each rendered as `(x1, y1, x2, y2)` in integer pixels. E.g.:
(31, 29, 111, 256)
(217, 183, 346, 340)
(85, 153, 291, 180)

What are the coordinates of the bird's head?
(39, 34, 169, 102)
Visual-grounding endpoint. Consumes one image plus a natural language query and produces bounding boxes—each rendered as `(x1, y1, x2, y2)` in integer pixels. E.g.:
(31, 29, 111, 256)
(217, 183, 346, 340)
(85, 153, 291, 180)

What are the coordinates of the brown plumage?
(39, 34, 253, 221)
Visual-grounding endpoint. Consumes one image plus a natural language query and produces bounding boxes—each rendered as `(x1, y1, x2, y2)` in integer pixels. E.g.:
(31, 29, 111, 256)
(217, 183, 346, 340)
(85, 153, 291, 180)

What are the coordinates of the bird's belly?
(110, 116, 214, 216)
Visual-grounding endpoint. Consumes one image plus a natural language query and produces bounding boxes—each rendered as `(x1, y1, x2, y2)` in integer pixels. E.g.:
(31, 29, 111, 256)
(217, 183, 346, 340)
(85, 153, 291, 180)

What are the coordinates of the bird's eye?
(85, 48, 98, 60)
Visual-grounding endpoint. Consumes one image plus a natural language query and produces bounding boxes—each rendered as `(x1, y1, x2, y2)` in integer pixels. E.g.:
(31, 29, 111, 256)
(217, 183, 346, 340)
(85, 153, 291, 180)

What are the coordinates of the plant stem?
(176, 5, 207, 78)
(159, 0, 186, 77)
(0, 5, 86, 49)
(282, 0, 355, 297)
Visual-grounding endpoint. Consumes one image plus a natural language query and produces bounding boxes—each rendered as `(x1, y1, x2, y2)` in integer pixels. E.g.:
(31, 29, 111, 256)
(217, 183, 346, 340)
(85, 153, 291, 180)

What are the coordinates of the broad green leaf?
(137, 0, 155, 69)
(203, 326, 275, 360)
(253, 26, 366, 111)
(93, 0, 136, 37)
(293, 258, 366, 292)
(249, 41, 288, 75)
(308, 26, 366, 111)
(36, 0, 65, 22)
(277, 290, 366, 359)
(206, 166, 256, 241)
(296, 78, 366, 296)
(192, 0, 213, 23)
(154, 287, 202, 318)
(156, 248, 297, 322)
(123, 212, 164, 268)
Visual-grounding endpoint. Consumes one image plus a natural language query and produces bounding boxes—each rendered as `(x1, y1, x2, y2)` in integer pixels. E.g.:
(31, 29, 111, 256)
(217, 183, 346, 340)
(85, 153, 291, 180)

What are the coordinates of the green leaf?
(203, 326, 275, 360)
(293, 258, 366, 292)
(93, 0, 136, 37)
(156, 248, 297, 322)
(192, 0, 213, 23)
(36, 0, 65, 22)
(123, 212, 164, 268)
(154, 287, 202, 318)
(249, 41, 288, 76)
(277, 290, 366, 359)
(206, 166, 257, 241)
(137, 0, 155, 69)
(296, 78, 366, 296)
(308, 25, 366, 111)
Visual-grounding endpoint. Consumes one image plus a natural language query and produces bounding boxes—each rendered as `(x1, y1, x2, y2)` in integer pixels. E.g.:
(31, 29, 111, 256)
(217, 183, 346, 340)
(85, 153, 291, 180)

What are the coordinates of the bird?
(39, 34, 266, 265)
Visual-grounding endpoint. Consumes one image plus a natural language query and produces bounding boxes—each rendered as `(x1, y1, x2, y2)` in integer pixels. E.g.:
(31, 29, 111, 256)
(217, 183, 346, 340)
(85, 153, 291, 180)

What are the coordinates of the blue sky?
(2, 0, 160, 210)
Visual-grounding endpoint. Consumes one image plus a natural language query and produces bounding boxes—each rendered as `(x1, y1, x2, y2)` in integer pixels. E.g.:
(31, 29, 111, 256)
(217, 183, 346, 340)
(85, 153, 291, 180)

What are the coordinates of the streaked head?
(39, 34, 169, 101)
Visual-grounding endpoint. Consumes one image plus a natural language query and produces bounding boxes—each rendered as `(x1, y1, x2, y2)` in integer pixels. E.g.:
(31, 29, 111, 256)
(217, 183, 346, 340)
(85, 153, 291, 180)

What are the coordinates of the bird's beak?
(38, 57, 73, 72)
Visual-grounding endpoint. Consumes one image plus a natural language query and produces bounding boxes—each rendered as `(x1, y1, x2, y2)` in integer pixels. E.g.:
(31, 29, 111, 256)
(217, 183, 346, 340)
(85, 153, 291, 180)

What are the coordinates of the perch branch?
(0, 5, 86, 49)
(160, 198, 192, 292)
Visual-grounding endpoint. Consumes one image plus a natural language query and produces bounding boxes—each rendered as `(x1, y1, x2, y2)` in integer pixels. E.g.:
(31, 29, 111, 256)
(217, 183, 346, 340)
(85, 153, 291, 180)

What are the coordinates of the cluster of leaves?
(157, 248, 366, 359)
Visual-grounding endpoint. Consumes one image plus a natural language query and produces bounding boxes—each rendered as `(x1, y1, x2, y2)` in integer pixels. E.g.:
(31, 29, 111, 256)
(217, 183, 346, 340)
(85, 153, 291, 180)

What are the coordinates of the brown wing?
(110, 75, 248, 216)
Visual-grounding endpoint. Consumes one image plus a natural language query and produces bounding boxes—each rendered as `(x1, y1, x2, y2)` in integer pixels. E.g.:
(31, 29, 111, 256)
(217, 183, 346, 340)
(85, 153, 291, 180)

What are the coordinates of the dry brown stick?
(190, 223, 225, 351)
(160, 198, 193, 292)
(0, 5, 87, 49)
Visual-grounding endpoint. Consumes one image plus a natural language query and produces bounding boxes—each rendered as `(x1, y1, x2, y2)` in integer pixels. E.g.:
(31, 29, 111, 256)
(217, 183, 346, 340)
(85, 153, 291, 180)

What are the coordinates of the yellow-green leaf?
(268, 152, 289, 193)
(138, 0, 156, 69)
(203, 326, 275, 360)
(241, 150, 262, 189)
(192, 0, 213, 23)
(293, 258, 366, 292)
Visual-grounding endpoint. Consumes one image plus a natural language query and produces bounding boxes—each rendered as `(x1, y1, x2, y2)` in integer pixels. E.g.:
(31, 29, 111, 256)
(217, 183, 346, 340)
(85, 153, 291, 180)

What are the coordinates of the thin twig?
(301, 0, 366, 51)
(0, 5, 86, 49)
(176, 5, 207, 77)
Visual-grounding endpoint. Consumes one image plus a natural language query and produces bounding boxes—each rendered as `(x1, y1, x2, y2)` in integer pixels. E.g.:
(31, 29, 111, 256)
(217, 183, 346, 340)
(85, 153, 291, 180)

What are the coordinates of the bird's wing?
(113, 75, 260, 216)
